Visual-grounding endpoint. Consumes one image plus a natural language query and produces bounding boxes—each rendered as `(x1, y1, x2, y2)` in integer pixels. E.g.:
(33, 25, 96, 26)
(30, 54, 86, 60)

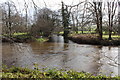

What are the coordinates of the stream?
(2, 35, 119, 76)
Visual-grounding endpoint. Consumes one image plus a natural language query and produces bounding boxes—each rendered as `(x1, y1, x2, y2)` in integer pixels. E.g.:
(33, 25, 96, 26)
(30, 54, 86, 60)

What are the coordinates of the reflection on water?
(2, 35, 119, 76)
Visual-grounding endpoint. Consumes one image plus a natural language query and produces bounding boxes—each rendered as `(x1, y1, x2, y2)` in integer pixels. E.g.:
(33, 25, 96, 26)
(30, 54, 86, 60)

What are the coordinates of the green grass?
(103, 35, 120, 39)
(60, 31, 113, 34)
(13, 32, 27, 36)
(77, 31, 96, 34)
(2, 32, 49, 42)
(59, 31, 96, 35)
(59, 31, 64, 34)
(59, 30, 118, 35)
(1, 66, 120, 79)
(2, 32, 27, 37)
(103, 35, 120, 38)
(36, 38, 48, 42)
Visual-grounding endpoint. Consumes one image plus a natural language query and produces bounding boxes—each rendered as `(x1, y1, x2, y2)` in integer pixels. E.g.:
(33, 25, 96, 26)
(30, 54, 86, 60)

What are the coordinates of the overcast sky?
(0, 0, 82, 10)
(0, 0, 83, 18)
(0, 0, 118, 20)
(0, 0, 117, 11)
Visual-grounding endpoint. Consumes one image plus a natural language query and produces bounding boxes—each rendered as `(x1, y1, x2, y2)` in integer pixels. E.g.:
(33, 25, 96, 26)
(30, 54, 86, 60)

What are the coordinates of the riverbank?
(2, 34, 48, 43)
(2, 66, 119, 79)
(68, 34, 120, 46)
(2, 33, 120, 46)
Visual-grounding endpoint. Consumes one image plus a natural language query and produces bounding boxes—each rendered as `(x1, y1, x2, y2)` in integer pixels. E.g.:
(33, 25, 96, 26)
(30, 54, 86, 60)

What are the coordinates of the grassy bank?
(36, 37, 48, 42)
(68, 34, 120, 46)
(1, 66, 120, 79)
(2, 32, 48, 43)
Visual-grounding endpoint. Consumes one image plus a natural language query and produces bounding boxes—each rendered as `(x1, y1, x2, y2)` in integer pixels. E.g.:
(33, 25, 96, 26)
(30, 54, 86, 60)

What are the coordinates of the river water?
(2, 35, 119, 76)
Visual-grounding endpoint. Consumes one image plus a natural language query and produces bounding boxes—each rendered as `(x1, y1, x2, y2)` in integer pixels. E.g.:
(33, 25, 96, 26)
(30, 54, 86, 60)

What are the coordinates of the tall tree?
(24, 0, 28, 32)
(61, 2, 70, 39)
(118, 1, 120, 35)
(93, 2, 103, 40)
(31, 8, 60, 37)
(107, 2, 117, 40)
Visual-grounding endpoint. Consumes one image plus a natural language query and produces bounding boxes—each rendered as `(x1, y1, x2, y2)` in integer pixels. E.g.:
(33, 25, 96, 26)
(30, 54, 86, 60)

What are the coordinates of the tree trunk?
(108, 2, 112, 40)
(61, 2, 70, 39)
(94, 2, 103, 40)
(118, 2, 120, 35)
(8, 2, 12, 38)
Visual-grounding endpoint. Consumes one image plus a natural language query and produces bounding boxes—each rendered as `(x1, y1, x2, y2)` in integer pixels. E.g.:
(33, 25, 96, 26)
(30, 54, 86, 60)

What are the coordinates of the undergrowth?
(1, 66, 120, 79)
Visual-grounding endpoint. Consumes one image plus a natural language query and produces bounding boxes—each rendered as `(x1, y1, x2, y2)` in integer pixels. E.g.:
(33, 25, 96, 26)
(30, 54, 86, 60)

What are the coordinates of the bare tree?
(1, 1, 15, 37)
(1, 1, 28, 35)
(107, 1, 117, 40)
(93, 1, 103, 40)
(23, 0, 28, 31)
(31, 8, 61, 37)
(118, 1, 120, 35)
(62, 1, 84, 34)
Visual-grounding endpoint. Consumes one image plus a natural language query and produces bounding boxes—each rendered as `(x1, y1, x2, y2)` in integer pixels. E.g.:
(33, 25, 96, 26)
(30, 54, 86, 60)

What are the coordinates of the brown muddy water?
(2, 35, 119, 76)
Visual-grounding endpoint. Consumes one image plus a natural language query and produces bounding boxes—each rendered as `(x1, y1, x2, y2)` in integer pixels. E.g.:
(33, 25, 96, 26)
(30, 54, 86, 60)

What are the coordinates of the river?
(2, 35, 119, 76)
